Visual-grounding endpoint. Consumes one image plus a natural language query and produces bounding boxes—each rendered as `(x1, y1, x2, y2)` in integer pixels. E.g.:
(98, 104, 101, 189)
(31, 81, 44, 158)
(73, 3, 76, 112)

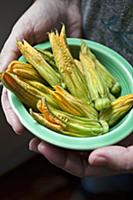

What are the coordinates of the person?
(0, 0, 133, 194)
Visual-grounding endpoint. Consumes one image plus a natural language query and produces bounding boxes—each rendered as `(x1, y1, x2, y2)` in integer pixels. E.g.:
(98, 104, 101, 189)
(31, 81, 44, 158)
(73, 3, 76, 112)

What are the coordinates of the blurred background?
(0, 1, 132, 200)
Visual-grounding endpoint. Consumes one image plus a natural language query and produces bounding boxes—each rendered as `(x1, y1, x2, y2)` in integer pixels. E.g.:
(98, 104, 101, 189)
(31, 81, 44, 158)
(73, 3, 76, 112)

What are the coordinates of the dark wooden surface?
(0, 155, 132, 200)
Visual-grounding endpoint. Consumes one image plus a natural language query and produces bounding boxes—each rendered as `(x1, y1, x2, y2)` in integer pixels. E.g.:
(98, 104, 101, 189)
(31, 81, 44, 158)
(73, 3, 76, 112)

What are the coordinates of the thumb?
(0, 31, 25, 134)
(89, 146, 133, 172)
(0, 32, 23, 71)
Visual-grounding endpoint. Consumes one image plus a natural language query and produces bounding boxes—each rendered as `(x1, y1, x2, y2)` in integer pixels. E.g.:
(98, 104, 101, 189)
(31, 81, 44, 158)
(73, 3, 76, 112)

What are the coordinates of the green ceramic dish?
(8, 38, 133, 150)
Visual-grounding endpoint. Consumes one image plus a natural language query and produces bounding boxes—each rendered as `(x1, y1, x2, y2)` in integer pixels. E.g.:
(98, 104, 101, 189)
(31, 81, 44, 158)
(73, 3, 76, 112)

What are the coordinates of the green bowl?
(8, 38, 133, 150)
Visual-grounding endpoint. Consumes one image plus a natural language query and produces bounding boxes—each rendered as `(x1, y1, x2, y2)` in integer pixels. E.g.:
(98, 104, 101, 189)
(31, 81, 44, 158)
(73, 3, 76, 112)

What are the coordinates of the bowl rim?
(8, 38, 133, 150)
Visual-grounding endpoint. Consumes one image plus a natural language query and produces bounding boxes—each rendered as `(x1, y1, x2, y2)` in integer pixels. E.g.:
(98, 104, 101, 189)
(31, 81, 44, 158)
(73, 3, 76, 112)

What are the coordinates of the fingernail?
(0, 55, 10, 71)
(91, 156, 107, 166)
(29, 139, 40, 152)
(29, 144, 37, 152)
(38, 142, 45, 152)
(0, 65, 6, 72)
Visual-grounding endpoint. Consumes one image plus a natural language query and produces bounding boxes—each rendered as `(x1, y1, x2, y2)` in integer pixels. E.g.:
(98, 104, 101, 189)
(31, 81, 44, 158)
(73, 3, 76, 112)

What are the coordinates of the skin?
(0, 0, 133, 178)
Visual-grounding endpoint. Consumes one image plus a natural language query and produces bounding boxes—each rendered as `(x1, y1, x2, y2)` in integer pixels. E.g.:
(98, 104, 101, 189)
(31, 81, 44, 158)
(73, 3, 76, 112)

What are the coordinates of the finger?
(89, 145, 133, 172)
(37, 141, 116, 177)
(29, 137, 41, 153)
(1, 87, 24, 134)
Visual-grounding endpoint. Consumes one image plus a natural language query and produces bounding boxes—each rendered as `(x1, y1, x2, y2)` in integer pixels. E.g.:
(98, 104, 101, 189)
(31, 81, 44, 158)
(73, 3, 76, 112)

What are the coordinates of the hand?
(29, 134, 133, 177)
(0, 0, 81, 133)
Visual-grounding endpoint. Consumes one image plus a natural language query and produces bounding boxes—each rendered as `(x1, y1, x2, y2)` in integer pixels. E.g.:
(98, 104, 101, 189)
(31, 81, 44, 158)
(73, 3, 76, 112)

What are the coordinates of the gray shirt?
(81, 0, 133, 66)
